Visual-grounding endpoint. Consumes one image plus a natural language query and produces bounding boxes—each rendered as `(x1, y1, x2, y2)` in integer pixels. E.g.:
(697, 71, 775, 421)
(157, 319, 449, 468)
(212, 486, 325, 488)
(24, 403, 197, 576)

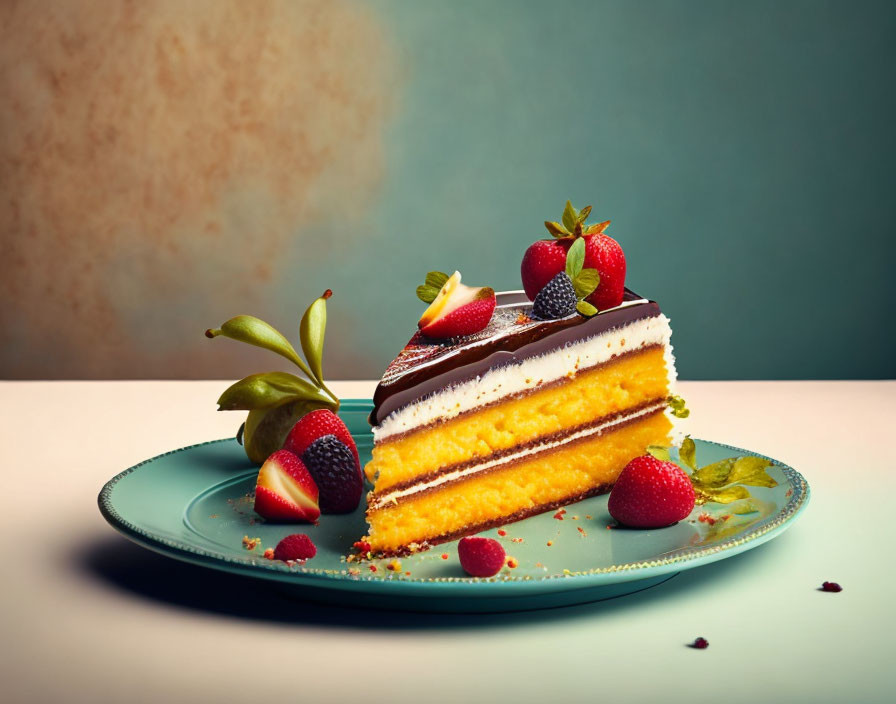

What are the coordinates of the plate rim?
(98, 400, 810, 594)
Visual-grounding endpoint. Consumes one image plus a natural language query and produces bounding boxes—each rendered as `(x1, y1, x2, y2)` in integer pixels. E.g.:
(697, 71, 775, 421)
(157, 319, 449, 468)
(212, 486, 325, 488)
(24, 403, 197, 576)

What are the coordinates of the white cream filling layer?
(369, 400, 669, 510)
(373, 313, 675, 442)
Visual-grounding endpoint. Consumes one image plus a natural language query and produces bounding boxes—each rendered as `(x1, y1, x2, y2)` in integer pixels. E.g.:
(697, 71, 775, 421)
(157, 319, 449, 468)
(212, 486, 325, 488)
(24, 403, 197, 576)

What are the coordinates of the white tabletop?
(2, 380, 893, 703)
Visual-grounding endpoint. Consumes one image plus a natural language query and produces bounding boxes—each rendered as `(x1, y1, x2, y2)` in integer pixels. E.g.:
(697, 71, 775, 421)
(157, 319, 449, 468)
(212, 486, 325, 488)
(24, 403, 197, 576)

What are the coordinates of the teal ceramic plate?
(99, 399, 809, 613)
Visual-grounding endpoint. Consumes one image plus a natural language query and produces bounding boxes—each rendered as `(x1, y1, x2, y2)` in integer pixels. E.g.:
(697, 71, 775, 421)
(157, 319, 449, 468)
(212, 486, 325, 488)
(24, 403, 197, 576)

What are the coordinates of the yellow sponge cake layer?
(366, 409, 672, 555)
(366, 346, 669, 492)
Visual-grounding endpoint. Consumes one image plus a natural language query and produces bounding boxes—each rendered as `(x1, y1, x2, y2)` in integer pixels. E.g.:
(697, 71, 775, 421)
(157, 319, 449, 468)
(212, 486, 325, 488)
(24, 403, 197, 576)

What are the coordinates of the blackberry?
(533, 272, 577, 320)
(302, 434, 362, 513)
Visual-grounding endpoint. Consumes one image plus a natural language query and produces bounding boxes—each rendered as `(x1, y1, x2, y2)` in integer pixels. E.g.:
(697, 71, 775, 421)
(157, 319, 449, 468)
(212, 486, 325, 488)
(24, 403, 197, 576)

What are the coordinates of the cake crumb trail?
(497, 529, 507, 536)
(577, 526, 587, 537)
(263, 548, 275, 560)
(242, 536, 261, 551)
(441, 553, 449, 560)
(546, 540, 553, 547)
(554, 509, 566, 520)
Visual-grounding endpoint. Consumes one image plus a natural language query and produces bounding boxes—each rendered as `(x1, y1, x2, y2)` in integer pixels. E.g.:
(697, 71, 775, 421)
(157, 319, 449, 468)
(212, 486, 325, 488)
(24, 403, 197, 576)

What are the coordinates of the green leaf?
(584, 220, 611, 235)
(416, 285, 441, 303)
(669, 394, 690, 418)
(205, 315, 313, 380)
(216, 372, 332, 411)
(576, 300, 598, 317)
(425, 271, 450, 290)
(565, 237, 585, 280)
(562, 200, 579, 233)
(695, 485, 752, 504)
(727, 456, 778, 488)
(692, 458, 737, 488)
(572, 268, 600, 299)
(545, 221, 571, 238)
(577, 205, 592, 224)
(679, 436, 697, 471)
(299, 290, 330, 386)
(647, 445, 671, 462)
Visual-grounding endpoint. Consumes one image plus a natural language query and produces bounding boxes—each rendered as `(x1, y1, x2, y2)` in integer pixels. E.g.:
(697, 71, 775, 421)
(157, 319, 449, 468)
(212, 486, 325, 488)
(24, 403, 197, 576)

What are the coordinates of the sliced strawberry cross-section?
(254, 449, 321, 523)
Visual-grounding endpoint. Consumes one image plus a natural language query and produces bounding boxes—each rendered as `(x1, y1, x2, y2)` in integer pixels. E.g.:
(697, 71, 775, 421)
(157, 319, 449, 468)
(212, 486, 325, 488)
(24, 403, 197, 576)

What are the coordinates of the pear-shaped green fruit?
(243, 399, 329, 464)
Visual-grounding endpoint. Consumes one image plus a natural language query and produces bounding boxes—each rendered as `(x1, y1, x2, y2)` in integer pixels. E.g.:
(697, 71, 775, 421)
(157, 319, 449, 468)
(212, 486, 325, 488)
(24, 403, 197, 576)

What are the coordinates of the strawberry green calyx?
(564, 238, 600, 318)
(544, 200, 611, 240)
(648, 436, 779, 506)
(205, 290, 340, 463)
(416, 271, 450, 303)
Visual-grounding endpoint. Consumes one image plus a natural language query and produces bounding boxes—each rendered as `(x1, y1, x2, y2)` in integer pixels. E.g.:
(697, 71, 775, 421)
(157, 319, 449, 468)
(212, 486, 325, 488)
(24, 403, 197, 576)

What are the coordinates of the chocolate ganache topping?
(370, 289, 661, 426)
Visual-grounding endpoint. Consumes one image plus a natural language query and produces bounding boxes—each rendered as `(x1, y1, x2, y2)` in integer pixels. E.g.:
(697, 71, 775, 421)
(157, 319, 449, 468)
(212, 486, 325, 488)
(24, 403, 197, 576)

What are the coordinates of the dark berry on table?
(821, 581, 843, 592)
(532, 272, 577, 320)
(301, 434, 362, 513)
(690, 637, 709, 649)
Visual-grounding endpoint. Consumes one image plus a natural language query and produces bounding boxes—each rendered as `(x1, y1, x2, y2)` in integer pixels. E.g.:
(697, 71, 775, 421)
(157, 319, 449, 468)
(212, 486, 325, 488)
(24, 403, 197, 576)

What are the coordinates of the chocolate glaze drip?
(370, 288, 661, 425)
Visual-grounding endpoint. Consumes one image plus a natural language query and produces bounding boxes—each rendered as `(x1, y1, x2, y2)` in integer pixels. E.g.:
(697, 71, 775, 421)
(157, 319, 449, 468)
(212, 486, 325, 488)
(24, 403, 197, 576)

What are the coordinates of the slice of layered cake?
(363, 201, 682, 556)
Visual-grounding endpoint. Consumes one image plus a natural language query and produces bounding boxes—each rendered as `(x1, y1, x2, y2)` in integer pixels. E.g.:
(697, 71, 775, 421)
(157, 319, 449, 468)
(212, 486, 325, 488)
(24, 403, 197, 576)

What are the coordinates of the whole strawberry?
(283, 408, 360, 468)
(608, 455, 696, 528)
(521, 201, 626, 311)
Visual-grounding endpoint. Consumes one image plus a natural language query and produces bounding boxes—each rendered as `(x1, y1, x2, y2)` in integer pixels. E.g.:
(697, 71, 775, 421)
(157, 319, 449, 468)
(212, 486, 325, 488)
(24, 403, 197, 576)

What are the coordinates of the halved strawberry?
(417, 271, 496, 339)
(254, 449, 320, 522)
(282, 408, 359, 467)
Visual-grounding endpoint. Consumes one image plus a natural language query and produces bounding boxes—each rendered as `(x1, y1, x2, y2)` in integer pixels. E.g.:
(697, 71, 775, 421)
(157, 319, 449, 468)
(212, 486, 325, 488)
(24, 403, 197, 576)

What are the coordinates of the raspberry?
(457, 536, 506, 577)
(532, 272, 577, 320)
(301, 434, 363, 513)
(273, 534, 316, 562)
(691, 637, 709, 649)
(821, 581, 843, 592)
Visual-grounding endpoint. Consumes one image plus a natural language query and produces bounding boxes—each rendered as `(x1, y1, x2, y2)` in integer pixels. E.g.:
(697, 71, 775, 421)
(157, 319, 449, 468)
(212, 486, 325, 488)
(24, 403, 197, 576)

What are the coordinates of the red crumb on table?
(369, 565, 378, 572)
(577, 526, 587, 537)
(690, 637, 709, 649)
(554, 509, 566, 520)
(606, 524, 614, 529)
(698, 513, 717, 526)
(241, 535, 261, 551)
(405, 571, 411, 576)
(546, 540, 553, 546)
(497, 529, 507, 536)
(441, 553, 449, 560)
(511, 537, 523, 543)
(506, 557, 518, 569)
(821, 581, 843, 592)
(263, 548, 275, 560)
(721, 514, 731, 521)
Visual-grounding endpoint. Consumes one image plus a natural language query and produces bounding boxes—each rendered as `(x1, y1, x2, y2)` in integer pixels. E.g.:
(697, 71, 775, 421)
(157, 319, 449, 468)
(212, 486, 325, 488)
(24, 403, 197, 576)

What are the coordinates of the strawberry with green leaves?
(532, 238, 601, 319)
(521, 200, 626, 311)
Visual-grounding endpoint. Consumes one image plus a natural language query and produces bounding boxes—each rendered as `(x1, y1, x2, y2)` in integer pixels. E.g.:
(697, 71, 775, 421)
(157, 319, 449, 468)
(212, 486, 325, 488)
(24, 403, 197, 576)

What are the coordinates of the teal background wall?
(2, 0, 894, 380)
